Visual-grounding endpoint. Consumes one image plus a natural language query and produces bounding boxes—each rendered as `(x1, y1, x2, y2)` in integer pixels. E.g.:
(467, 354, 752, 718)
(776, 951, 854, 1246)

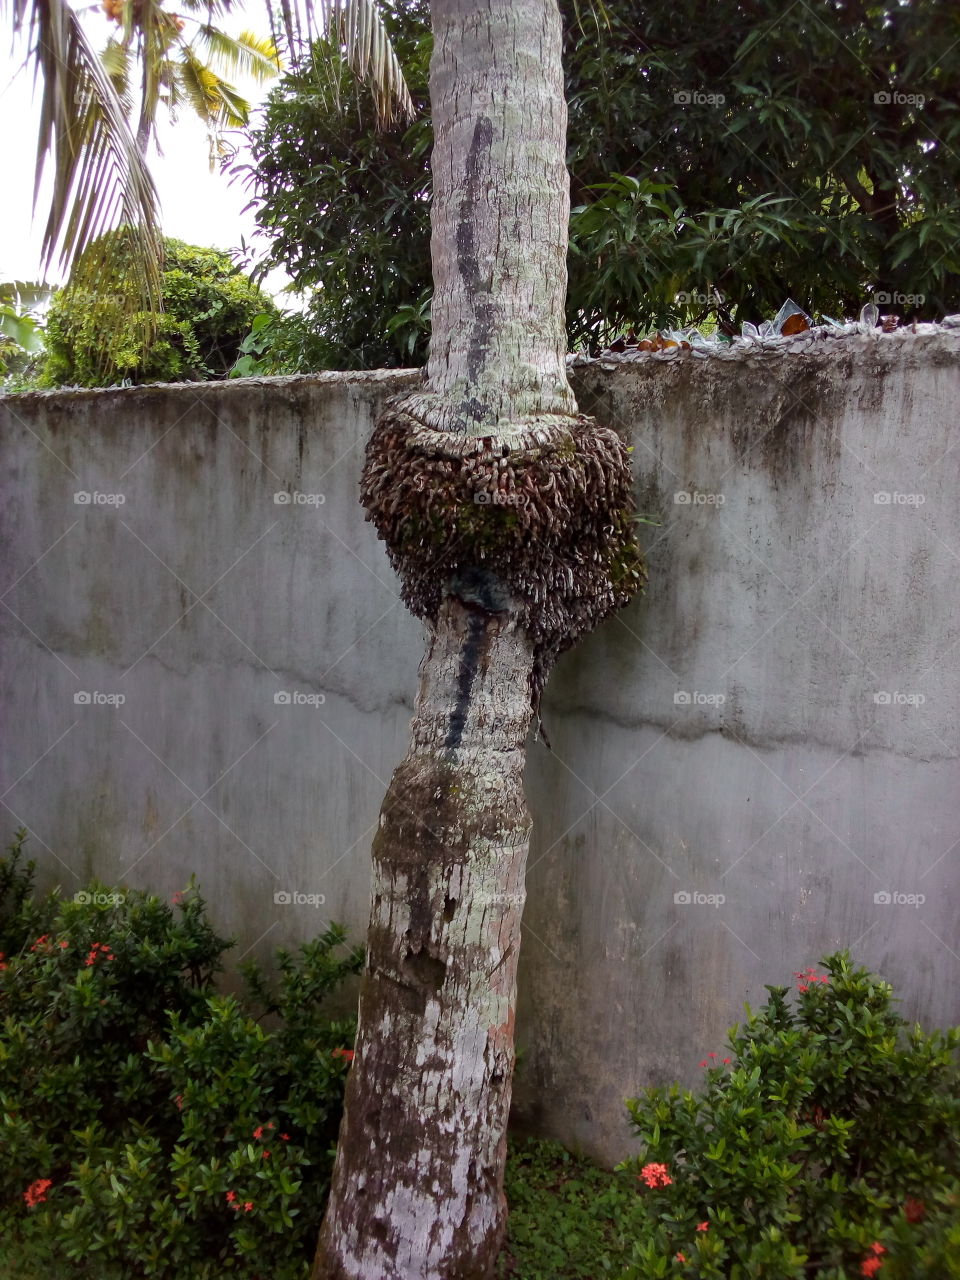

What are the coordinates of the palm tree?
(311, 0, 643, 1274)
(7, 1, 642, 1275)
(4, 0, 410, 305)
(98, 0, 280, 159)
(6, 0, 164, 306)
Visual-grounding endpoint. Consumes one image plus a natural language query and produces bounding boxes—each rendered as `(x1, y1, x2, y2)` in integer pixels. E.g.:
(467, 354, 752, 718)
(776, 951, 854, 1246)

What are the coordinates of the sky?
(1, 2, 288, 297)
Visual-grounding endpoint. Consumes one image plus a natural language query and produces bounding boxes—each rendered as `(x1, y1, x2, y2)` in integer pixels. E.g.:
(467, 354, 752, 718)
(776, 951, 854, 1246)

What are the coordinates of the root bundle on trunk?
(360, 397, 647, 704)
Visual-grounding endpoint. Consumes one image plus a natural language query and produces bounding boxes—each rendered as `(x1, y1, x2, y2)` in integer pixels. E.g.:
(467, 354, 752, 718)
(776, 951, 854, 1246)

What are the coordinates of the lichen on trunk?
(312, 1, 644, 1276)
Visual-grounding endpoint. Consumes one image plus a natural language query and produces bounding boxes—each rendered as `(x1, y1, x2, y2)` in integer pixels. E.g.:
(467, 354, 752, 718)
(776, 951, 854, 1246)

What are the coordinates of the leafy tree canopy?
(236, 0, 960, 366)
(40, 235, 276, 388)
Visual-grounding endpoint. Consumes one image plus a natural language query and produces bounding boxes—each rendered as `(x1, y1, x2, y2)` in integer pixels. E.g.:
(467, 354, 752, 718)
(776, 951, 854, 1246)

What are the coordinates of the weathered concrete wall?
(2, 334, 959, 1165)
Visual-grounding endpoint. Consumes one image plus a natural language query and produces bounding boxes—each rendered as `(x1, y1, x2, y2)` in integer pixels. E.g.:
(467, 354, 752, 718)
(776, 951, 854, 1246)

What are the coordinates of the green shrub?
(0, 832, 362, 1279)
(620, 952, 960, 1278)
(40, 235, 276, 388)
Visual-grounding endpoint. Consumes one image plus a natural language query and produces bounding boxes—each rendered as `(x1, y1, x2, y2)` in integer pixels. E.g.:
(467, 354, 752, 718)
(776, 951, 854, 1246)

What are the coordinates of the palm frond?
(6, 0, 162, 312)
(267, 0, 414, 123)
(177, 47, 221, 124)
(194, 26, 281, 81)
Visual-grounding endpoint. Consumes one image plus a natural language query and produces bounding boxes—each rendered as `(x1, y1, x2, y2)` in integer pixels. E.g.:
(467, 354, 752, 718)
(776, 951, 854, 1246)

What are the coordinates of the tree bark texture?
(313, 594, 535, 1278)
(407, 0, 575, 432)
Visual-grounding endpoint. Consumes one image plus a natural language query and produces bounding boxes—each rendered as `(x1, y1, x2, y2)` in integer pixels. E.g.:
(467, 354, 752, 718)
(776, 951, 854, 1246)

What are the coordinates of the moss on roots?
(361, 398, 647, 706)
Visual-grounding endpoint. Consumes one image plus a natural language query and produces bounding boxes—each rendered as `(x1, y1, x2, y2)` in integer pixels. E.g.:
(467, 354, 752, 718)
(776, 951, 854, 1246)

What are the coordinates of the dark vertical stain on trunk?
(445, 608, 488, 752)
(456, 115, 495, 415)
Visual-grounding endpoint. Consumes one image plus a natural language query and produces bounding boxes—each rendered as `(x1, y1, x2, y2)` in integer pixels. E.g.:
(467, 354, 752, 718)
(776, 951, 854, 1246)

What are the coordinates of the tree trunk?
(313, 594, 535, 1279)
(312, 2, 643, 1276)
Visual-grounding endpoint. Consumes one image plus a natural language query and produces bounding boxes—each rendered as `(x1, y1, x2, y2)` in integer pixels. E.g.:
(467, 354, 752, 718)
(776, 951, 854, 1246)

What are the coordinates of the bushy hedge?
(620, 953, 960, 1278)
(0, 831, 361, 1279)
(4, 826, 959, 1280)
(40, 236, 275, 389)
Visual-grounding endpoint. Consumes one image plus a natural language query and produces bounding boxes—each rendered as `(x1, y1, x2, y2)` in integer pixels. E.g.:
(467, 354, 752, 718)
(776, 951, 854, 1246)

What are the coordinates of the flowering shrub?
(0, 831, 362, 1279)
(620, 952, 960, 1278)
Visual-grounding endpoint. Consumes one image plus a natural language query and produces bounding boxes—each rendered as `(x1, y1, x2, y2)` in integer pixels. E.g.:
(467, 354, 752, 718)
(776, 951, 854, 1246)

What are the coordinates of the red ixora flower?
(172, 891, 186, 905)
(23, 1178, 53, 1207)
(225, 1190, 237, 1204)
(280, 1133, 291, 1142)
(696, 1221, 709, 1232)
(638, 1162, 673, 1188)
(861, 1243, 886, 1276)
(332, 1048, 355, 1062)
(85, 941, 114, 967)
(29, 935, 50, 952)
(675, 1252, 687, 1262)
(243, 1201, 254, 1213)
(794, 966, 829, 992)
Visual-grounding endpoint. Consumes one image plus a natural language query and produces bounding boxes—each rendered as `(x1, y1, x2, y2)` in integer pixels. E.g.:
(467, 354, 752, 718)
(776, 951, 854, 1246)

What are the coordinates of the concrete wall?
(2, 333, 959, 1164)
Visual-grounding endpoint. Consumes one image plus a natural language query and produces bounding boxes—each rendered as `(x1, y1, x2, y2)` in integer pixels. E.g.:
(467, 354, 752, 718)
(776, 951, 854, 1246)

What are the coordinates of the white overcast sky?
(2, 2, 287, 294)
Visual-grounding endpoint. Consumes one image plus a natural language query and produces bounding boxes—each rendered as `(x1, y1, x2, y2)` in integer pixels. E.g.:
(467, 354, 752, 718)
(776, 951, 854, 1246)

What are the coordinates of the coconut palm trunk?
(312, 1, 643, 1276)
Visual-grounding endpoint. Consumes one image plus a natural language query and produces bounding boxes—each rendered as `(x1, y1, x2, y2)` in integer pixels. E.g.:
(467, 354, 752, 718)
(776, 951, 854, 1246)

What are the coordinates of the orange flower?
(23, 1178, 52, 1207)
(638, 1162, 672, 1188)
